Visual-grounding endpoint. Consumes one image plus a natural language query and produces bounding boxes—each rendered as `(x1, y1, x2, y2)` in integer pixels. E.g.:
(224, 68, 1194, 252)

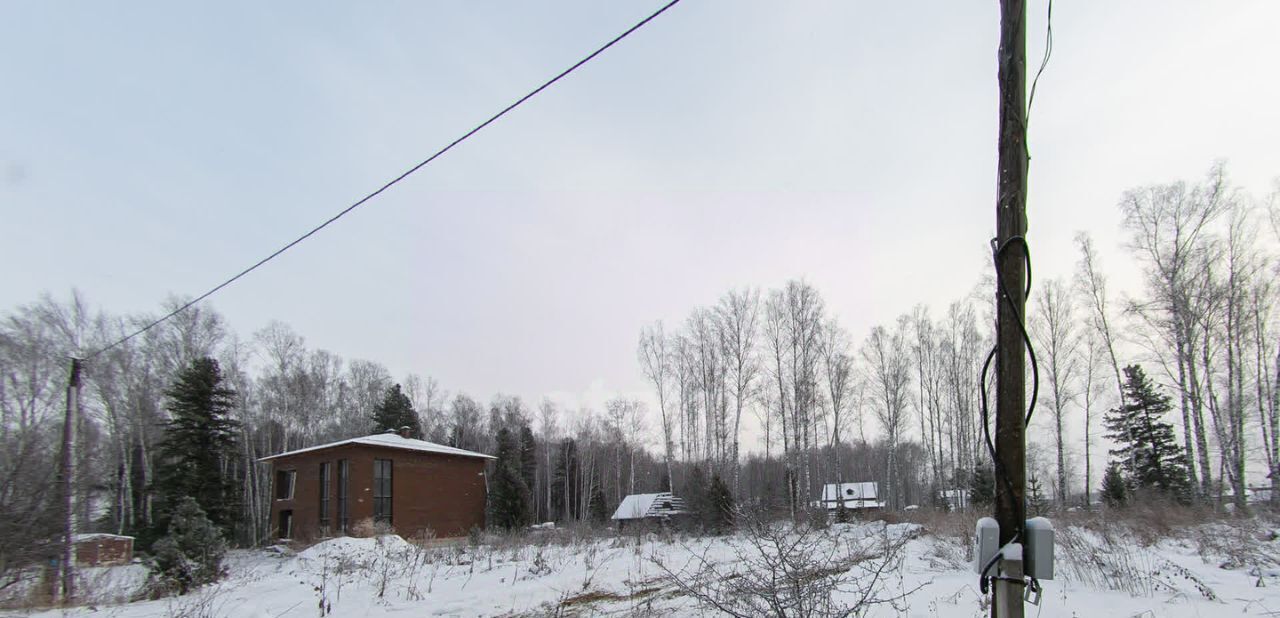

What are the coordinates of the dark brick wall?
(74, 536, 133, 566)
(268, 444, 488, 541)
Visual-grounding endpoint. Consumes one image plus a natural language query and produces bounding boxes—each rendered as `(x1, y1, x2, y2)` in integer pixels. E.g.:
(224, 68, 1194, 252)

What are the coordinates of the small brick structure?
(73, 533, 134, 567)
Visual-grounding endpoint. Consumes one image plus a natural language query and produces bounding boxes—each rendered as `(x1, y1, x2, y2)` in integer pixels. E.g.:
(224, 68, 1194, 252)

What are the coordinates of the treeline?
(638, 280, 987, 516)
(0, 298, 684, 573)
(637, 163, 1280, 515)
(2, 290, 801, 571)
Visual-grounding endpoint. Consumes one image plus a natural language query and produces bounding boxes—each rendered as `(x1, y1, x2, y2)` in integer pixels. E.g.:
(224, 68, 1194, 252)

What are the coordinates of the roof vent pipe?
(398, 426, 411, 439)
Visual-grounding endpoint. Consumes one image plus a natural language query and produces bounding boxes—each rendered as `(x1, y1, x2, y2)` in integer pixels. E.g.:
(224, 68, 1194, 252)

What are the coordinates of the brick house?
(260, 429, 494, 540)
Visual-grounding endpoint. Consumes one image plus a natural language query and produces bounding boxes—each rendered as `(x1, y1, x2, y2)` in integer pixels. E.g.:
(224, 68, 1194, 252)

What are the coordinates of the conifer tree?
(153, 357, 239, 540)
(682, 465, 710, 528)
(1101, 463, 1128, 508)
(968, 463, 995, 508)
(589, 482, 609, 523)
(707, 474, 735, 532)
(1027, 476, 1049, 516)
(149, 497, 227, 596)
(1104, 365, 1191, 502)
(488, 427, 531, 530)
(371, 383, 421, 439)
(518, 425, 538, 510)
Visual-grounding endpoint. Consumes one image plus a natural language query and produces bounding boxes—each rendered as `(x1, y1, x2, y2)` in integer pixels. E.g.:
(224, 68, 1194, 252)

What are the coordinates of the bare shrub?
(1056, 524, 1160, 596)
(652, 518, 922, 617)
(1115, 498, 1217, 546)
(0, 567, 42, 609)
(349, 518, 394, 539)
(1056, 518, 1221, 600)
(1192, 519, 1280, 573)
(896, 509, 973, 570)
(162, 582, 229, 618)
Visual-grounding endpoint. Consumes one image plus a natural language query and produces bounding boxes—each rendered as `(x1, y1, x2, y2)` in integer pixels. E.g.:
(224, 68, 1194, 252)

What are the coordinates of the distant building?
(72, 534, 133, 567)
(260, 429, 494, 541)
(815, 482, 885, 511)
(939, 488, 970, 511)
(611, 492, 690, 527)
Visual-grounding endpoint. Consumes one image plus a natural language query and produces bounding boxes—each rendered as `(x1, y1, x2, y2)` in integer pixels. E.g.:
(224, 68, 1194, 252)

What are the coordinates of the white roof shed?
(817, 482, 885, 510)
(611, 492, 689, 521)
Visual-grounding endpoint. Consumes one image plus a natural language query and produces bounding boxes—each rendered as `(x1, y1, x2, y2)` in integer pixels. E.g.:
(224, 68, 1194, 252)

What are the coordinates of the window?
(373, 459, 392, 525)
(275, 469, 296, 500)
(337, 460, 349, 533)
(319, 462, 332, 530)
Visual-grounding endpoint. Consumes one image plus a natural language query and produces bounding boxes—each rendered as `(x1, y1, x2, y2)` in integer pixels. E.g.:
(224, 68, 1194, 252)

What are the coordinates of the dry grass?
(559, 586, 662, 607)
(349, 517, 395, 539)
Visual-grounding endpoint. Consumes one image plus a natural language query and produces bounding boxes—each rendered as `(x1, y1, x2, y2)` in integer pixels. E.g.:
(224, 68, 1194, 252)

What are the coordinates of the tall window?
(337, 460, 349, 533)
(373, 459, 392, 525)
(275, 469, 296, 500)
(318, 462, 332, 530)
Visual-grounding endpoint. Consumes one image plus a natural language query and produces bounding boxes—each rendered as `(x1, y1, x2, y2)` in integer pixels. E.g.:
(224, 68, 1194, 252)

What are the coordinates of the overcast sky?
(3, 1, 1278, 440)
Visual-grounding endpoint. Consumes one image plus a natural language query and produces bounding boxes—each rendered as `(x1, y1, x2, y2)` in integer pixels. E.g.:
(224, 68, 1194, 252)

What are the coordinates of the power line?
(86, 0, 683, 361)
(1026, 0, 1054, 125)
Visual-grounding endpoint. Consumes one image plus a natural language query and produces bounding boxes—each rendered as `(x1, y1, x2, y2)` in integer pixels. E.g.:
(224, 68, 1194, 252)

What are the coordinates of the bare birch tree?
(638, 321, 676, 491)
(861, 318, 911, 510)
(715, 288, 761, 494)
(1122, 162, 1233, 498)
(1032, 278, 1081, 504)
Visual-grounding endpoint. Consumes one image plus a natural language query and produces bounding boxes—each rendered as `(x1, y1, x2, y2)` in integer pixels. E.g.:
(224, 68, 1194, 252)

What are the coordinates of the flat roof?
(259, 432, 495, 462)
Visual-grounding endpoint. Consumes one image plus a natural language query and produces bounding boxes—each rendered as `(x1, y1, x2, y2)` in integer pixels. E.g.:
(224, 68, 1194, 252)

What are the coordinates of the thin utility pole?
(994, 0, 1028, 616)
(56, 358, 83, 605)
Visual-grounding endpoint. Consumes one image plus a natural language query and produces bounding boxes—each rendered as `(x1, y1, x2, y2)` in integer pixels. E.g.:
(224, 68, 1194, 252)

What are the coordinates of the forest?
(2, 164, 1278, 581)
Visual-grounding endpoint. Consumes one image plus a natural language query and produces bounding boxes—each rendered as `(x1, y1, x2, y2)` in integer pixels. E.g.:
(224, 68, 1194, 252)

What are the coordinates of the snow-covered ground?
(19, 516, 1280, 617)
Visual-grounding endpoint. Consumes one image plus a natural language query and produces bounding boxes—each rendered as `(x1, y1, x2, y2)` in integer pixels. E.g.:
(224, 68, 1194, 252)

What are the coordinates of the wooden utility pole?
(56, 358, 82, 605)
(994, 0, 1028, 616)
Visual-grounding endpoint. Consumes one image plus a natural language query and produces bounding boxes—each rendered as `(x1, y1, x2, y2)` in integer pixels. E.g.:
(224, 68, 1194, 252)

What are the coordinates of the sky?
(3, 1, 1279, 449)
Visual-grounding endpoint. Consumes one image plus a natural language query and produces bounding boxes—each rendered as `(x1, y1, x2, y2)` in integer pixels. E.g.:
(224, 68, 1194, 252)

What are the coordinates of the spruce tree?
(968, 463, 996, 508)
(1027, 476, 1049, 516)
(1101, 463, 1128, 508)
(518, 425, 538, 512)
(149, 497, 227, 596)
(682, 466, 710, 529)
(589, 482, 609, 523)
(1104, 365, 1191, 502)
(371, 384, 421, 439)
(153, 357, 239, 540)
(488, 427, 531, 530)
(707, 474, 735, 532)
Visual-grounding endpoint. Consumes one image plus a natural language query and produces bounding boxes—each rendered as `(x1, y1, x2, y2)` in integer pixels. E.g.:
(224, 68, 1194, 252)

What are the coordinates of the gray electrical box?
(973, 517, 1000, 574)
(1024, 517, 1054, 580)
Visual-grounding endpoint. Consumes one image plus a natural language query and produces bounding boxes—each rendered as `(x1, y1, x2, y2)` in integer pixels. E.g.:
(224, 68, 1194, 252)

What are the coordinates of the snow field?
(22, 516, 1280, 617)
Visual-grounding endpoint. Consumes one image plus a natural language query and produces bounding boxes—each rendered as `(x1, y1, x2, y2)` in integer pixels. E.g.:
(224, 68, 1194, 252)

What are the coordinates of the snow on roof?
(72, 533, 134, 542)
(259, 432, 495, 462)
(820, 482, 878, 502)
(611, 492, 689, 521)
